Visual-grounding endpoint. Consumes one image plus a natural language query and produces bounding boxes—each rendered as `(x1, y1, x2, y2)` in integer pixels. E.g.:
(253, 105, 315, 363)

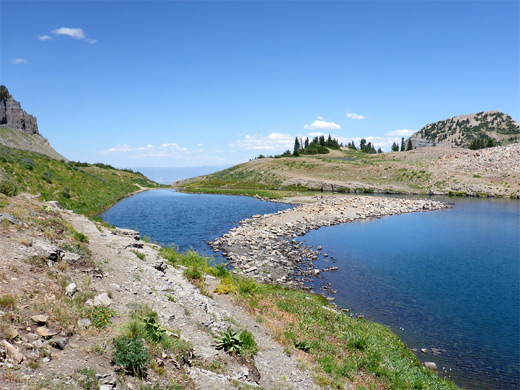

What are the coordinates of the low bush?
(112, 336, 151, 377)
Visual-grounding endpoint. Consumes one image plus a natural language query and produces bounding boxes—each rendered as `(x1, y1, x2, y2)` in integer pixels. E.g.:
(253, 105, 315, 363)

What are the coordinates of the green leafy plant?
(131, 250, 146, 260)
(85, 306, 116, 329)
(112, 336, 151, 377)
(73, 231, 89, 243)
(141, 312, 166, 342)
(214, 328, 243, 354)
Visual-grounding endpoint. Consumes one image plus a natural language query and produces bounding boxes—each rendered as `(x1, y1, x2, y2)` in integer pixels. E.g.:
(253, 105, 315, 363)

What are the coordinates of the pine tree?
(0, 85, 12, 100)
(377, 147, 383, 153)
(293, 137, 300, 156)
(400, 137, 405, 152)
(406, 139, 413, 151)
(391, 142, 399, 152)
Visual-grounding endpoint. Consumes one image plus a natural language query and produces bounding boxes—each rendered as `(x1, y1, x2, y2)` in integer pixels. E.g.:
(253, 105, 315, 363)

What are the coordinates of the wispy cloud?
(51, 27, 97, 44)
(39, 35, 53, 41)
(386, 129, 416, 137)
(230, 132, 294, 151)
(11, 58, 27, 65)
(303, 118, 341, 130)
(345, 112, 365, 120)
(100, 143, 188, 157)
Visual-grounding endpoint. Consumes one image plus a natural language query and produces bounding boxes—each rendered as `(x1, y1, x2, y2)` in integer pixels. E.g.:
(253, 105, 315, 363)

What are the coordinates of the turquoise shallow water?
(101, 191, 519, 389)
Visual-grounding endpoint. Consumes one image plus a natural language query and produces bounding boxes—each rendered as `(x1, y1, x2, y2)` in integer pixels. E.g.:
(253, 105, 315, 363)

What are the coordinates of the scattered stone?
(32, 240, 63, 262)
(421, 348, 429, 354)
(36, 327, 57, 338)
(65, 282, 77, 296)
(93, 293, 113, 307)
(50, 337, 69, 350)
(31, 314, 49, 325)
(62, 251, 82, 265)
(153, 260, 167, 273)
(114, 228, 140, 240)
(424, 362, 437, 370)
(77, 318, 92, 328)
(1, 340, 23, 364)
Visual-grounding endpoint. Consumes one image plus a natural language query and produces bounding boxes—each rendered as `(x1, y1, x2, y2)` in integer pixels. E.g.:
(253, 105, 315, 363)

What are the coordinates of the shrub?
(131, 250, 146, 261)
(112, 336, 150, 377)
(239, 330, 258, 358)
(85, 306, 116, 329)
(0, 294, 16, 309)
(75, 367, 98, 390)
(0, 180, 20, 197)
(73, 232, 89, 243)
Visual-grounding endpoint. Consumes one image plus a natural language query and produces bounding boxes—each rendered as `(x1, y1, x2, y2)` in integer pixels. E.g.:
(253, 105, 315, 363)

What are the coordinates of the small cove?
(100, 190, 519, 389)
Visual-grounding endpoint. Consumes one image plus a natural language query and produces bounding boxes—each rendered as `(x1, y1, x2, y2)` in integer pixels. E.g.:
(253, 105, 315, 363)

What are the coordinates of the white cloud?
(100, 143, 188, 157)
(11, 58, 27, 65)
(303, 119, 341, 130)
(39, 35, 53, 41)
(52, 27, 97, 44)
(316, 116, 324, 120)
(345, 112, 365, 120)
(230, 132, 294, 151)
(386, 129, 416, 137)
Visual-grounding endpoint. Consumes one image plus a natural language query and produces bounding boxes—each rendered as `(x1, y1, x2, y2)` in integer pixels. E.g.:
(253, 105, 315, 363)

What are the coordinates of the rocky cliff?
(0, 98, 39, 135)
(0, 93, 66, 160)
(408, 111, 519, 149)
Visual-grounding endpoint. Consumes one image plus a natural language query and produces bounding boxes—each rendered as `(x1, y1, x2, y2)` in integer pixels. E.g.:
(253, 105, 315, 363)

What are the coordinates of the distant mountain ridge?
(408, 111, 519, 149)
(0, 87, 66, 160)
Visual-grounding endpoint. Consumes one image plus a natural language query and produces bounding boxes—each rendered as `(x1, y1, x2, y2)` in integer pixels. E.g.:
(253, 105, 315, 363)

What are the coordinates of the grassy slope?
(0, 144, 161, 215)
(0, 127, 66, 161)
(175, 147, 519, 198)
(161, 247, 459, 389)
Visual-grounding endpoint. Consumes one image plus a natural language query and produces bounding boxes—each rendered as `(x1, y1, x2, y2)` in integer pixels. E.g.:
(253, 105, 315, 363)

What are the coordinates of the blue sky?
(1, 1, 518, 168)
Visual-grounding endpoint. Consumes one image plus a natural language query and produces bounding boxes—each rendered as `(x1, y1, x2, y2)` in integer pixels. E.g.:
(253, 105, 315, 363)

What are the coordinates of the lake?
(100, 190, 519, 389)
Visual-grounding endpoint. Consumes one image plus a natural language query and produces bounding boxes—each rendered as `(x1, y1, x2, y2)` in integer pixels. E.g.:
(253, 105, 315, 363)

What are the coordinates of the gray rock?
(93, 293, 112, 307)
(62, 251, 82, 265)
(0, 340, 23, 363)
(0, 213, 22, 226)
(32, 240, 63, 262)
(50, 337, 69, 350)
(424, 361, 437, 370)
(0, 98, 38, 135)
(65, 283, 77, 296)
(153, 260, 167, 273)
(114, 228, 140, 240)
(77, 318, 92, 328)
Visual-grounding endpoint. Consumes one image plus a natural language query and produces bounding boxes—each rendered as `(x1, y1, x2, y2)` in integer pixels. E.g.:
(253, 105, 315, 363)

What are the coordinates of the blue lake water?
(100, 190, 519, 389)
(99, 189, 292, 254)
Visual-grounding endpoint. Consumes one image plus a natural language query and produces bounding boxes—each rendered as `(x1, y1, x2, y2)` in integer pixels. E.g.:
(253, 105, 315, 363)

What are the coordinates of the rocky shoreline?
(210, 195, 451, 291)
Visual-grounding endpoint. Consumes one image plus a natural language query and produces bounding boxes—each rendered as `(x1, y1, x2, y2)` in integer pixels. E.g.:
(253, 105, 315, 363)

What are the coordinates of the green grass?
(159, 246, 459, 389)
(0, 144, 161, 215)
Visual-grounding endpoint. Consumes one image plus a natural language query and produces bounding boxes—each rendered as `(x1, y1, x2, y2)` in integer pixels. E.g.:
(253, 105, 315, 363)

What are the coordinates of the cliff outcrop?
(0, 98, 39, 135)
(0, 87, 66, 161)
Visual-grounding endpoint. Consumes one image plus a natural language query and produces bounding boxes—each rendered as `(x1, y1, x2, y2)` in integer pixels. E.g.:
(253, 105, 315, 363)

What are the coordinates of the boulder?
(65, 283, 77, 296)
(0, 213, 22, 226)
(30, 314, 49, 325)
(93, 293, 112, 307)
(32, 240, 63, 262)
(114, 228, 140, 240)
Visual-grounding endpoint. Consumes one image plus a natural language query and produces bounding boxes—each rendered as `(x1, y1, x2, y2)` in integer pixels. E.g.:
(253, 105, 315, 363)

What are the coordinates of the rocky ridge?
(409, 111, 519, 149)
(210, 195, 451, 290)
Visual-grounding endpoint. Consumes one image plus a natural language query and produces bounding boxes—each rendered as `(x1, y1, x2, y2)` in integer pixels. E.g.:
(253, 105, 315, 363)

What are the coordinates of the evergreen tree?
(293, 137, 300, 156)
(406, 139, 413, 151)
(359, 139, 367, 151)
(377, 147, 383, 153)
(400, 137, 405, 152)
(304, 138, 309, 148)
(391, 142, 399, 152)
(0, 85, 12, 100)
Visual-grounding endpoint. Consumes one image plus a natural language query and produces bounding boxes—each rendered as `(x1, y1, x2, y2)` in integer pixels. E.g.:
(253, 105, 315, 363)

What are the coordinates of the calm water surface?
(101, 191, 519, 389)
(100, 189, 292, 254)
(299, 197, 519, 389)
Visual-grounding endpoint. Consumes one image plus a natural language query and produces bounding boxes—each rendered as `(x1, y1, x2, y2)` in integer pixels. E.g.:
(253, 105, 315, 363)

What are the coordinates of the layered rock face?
(0, 98, 39, 135)
(409, 111, 519, 149)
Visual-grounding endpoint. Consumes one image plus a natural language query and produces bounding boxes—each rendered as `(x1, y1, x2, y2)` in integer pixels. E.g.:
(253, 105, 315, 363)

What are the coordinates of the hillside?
(0, 86, 66, 160)
(408, 111, 519, 149)
(0, 145, 160, 215)
(174, 144, 520, 198)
